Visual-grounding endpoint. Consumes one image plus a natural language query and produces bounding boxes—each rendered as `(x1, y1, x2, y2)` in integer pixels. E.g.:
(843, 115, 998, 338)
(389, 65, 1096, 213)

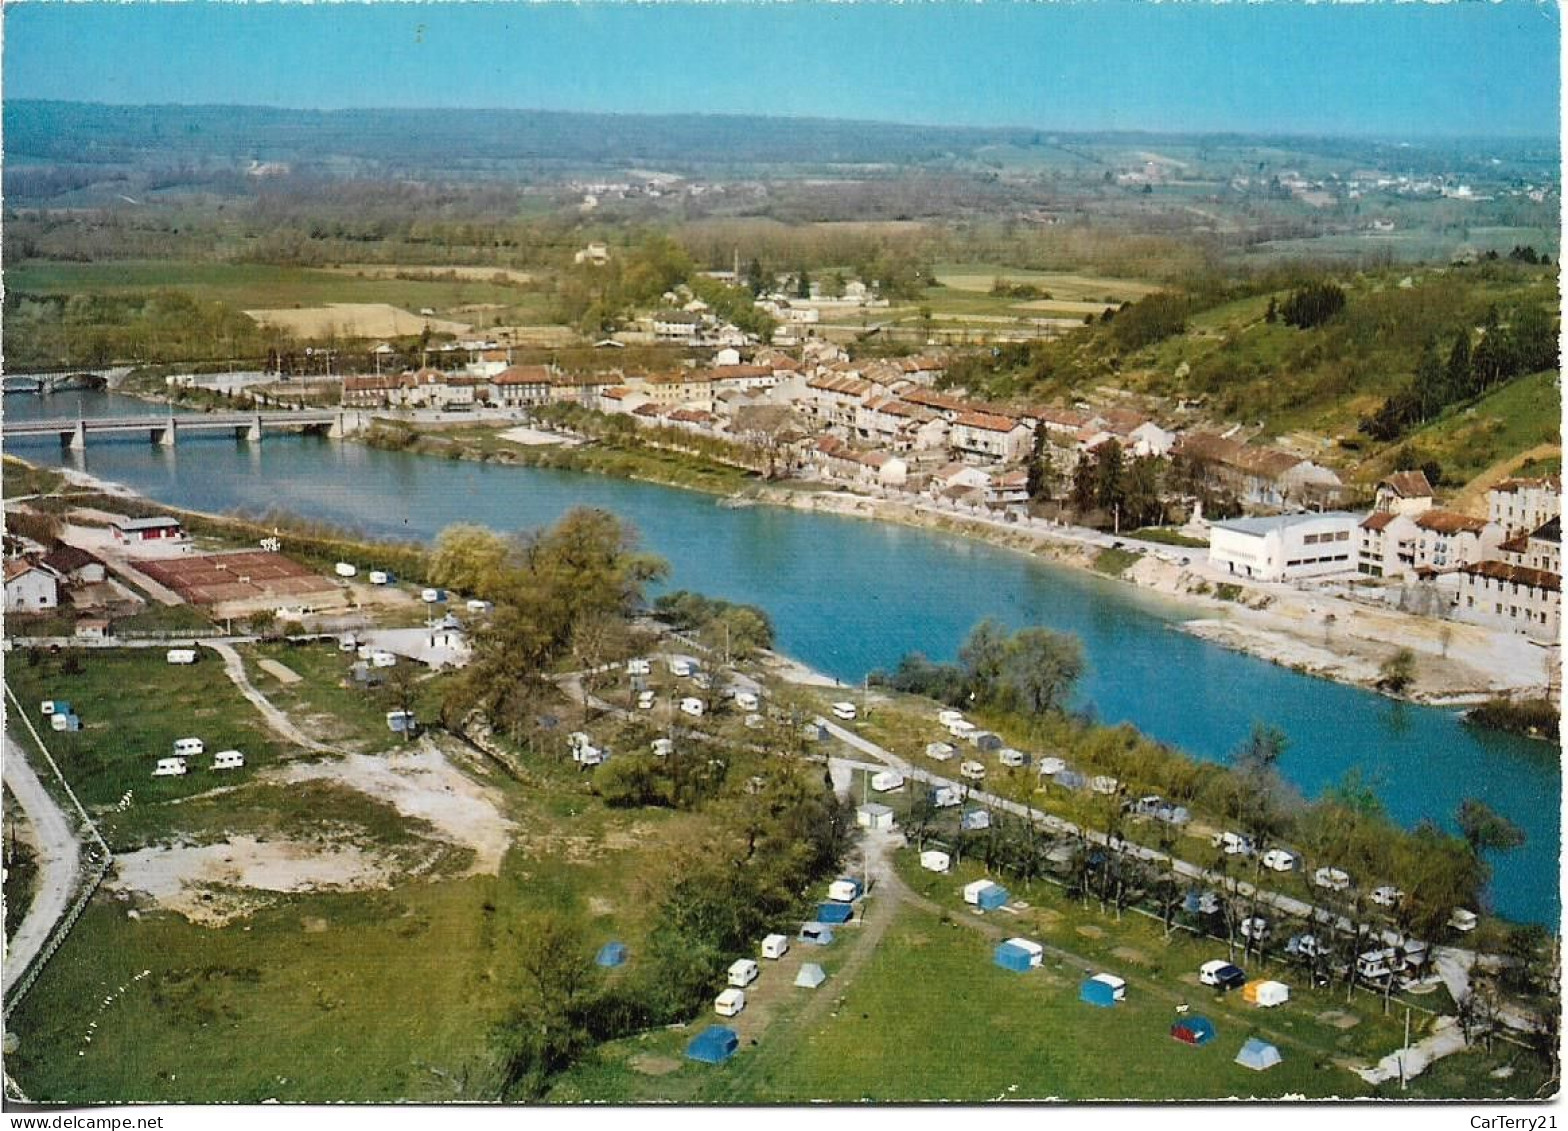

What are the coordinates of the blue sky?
(3, 1, 1560, 138)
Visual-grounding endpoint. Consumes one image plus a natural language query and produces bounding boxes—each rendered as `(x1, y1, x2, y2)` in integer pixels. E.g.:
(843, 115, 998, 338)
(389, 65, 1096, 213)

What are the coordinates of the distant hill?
(5, 100, 1557, 181)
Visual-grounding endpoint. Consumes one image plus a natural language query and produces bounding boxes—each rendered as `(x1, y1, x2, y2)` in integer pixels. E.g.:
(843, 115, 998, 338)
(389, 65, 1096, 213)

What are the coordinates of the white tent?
(1253, 980, 1290, 1008)
(794, 963, 827, 989)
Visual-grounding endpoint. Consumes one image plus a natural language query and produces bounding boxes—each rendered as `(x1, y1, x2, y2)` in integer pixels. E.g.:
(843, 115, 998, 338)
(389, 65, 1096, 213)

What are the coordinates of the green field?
(7, 261, 536, 314)
(6, 649, 294, 824)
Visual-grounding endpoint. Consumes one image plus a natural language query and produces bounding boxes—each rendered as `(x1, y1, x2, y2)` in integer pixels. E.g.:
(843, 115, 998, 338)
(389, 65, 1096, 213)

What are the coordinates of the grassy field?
(934, 263, 1162, 302)
(4, 640, 723, 1103)
(7, 261, 534, 314)
(547, 883, 1419, 1101)
(5, 649, 294, 826)
(1, 456, 69, 499)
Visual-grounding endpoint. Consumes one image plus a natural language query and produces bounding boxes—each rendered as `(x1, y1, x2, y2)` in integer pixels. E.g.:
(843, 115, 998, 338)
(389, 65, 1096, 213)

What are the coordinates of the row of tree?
(1361, 303, 1558, 440)
(871, 618, 1085, 716)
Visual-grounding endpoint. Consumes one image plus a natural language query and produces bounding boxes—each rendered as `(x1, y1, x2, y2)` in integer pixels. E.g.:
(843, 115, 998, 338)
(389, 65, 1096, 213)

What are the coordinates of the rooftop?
(1212, 511, 1362, 536)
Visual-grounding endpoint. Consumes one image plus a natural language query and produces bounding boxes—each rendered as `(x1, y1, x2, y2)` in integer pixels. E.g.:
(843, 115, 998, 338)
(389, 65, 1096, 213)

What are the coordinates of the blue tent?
(686, 1026, 740, 1064)
(1170, 1015, 1216, 1046)
(595, 941, 628, 968)
(1235, 1037, 1282, 1071)
(1055, 770, 1087, 790)
(816, 902, 853, 925)
(798, 922, 835, 946)
(976, 884, 1009, 911)
(994, 941, 1034, 973)
(1079, 976, 1123, 1007)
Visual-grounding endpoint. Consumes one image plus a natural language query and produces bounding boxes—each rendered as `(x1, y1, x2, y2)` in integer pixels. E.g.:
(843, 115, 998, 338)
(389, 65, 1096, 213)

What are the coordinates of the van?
(173, 737, 205, 757)
(831, 701, 858, 721)
(165, 649, 198, 665)
(761, 933, 790, 960)
(636, 690, 656, 710)
(368, 570, 389, 586)
(371, 651, 397, 668)
(734, 691, 759, 711)
(420, 588, 447, 604)
(153, 757, 188, 778)
(713, 988, 746, 1018)
(727, 958, 760, 988)
(680, 697, 705, 718)
(960, 761, 986, 781)
(211, 750, 245, 770)
(334, 562, 357, 578)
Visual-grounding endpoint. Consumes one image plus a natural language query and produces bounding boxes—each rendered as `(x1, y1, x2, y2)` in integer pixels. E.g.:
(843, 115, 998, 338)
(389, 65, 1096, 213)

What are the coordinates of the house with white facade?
(950, 411, 1032, 463)
(4, 559, 59, 613)
(490, 365, 555, 409)
(1357, 511, 1421, 579)
(1411, 510, 1502, 572)
(1487, 476, 1561, 538)
(1454, 560, 1560, 642)
(1498, 517, 1560, 575)
(1373, 471, 1435, 516)
(1208, 512, 1361, 582)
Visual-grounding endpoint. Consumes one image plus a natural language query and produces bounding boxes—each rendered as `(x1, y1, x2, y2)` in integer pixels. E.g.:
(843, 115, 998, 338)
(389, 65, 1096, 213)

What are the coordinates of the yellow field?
(244, 303, 472, 339)
(322, 264, 536, 285)
(935, 270, 1161, 301)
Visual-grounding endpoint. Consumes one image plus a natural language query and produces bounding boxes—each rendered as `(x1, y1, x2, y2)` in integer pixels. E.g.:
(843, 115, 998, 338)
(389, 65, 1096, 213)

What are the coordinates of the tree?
(430, 523, 511, 595)
(1120, 454, 1164, 529)
(1264, 296, 1279, 324)
(1443, 330, 1472, 405)
(794, 267, 812, 300)
(1414, 338, 1444, 422)
(1456, 797, 1525, 879)
(958, 618, 1010, 692)
(1026, 422, 1055, 502)
(1376, 648, 1417, 695)
(1280, 282, 1347, 330)
(497, 914, 599, 1098)
(998, 627, 1084, 715)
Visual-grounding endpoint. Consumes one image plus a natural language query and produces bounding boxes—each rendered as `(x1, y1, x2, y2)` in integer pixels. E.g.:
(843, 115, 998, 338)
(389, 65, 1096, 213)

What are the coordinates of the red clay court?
(137, 551, 339, 606)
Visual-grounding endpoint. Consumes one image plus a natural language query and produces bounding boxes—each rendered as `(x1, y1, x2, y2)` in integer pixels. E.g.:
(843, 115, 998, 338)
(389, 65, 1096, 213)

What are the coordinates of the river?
(5, 391, 1559, 925)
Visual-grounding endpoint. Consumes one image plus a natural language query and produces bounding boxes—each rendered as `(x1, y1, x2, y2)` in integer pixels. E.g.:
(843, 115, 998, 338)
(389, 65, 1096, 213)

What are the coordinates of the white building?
(1455, 561, 1560, 642)
(950, 411, 1032, 463)
(1487, 476, 1561, 538)
(4, 560, 60, 612)
(1208, 512, 1361, 582)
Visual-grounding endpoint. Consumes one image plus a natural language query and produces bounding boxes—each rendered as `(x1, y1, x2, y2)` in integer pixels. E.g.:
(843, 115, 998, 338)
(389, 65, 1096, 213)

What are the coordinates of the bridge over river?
(2, 409, 348, 450)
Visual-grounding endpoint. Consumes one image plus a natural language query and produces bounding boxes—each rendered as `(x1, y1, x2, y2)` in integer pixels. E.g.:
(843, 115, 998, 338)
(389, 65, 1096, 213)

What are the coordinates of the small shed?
(798, 922, 835, 946)
(960, 808, 991, 832)
(816, 902, 853, 925)
(920, 850, 951, 874)
(828, 878, 863, 902)
(994, 941, 1035, 973)
(686, 1026, 740, 1064)
(794, 963, 826, 989)
(1235, 1037, 1282, 1071)
(1079, 973, 1126, 1008)
(1170, 1016, 1216, 1046)
(1243, 980, 1290, 1008)
(595, 942, 628, 968)
(761, 933, 790, 960)
(856, 803, 895, 830)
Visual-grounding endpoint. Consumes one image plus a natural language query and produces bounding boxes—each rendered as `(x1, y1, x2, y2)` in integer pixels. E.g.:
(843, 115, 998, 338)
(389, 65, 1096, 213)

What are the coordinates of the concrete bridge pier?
(328, 410, 347, 439)
(240, 413, 263, 444)
(66, 419, 86, 452)
(152, 417, 177, 448)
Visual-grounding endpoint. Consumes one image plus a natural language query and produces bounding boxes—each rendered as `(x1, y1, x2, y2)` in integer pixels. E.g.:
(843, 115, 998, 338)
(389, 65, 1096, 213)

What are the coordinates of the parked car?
(959, 760, 986, 781)
(831, 701, 858, 721)
(1199, 960, 1247, 990)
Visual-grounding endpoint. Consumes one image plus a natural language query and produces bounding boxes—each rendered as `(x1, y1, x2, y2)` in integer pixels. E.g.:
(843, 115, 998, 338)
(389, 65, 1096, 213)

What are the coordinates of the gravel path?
(2, 732, 82, 996)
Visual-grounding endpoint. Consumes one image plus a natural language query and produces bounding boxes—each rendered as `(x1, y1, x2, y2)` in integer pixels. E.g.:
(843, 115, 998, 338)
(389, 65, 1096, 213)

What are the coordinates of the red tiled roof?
(1491, 475, 1561, 495)
(494, 365, 552, 385)
(1461, 560, 1561, 592)
(955, 410, 1022, 433)
(1415, 509, 1487, 536)
(1381, 470, 1434, 498)
(1360, 512, 1399, 532)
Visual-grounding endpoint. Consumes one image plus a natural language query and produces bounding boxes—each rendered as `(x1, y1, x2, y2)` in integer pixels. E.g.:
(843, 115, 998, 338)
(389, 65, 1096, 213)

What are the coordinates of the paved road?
(2, 733, 82, 996)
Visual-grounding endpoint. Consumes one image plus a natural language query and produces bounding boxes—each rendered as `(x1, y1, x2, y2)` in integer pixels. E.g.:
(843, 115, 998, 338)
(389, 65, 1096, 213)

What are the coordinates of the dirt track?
(3, 732, 83, 996)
